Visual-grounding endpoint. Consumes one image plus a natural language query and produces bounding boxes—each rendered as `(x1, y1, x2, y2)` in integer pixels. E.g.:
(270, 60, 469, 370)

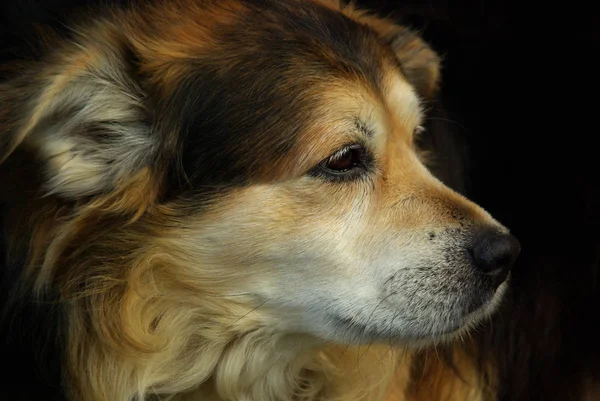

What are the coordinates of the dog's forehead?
(145, 0, 416, 191)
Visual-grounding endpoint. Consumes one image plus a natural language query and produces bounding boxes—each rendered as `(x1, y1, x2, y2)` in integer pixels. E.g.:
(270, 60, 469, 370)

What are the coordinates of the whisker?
(356, 291, 398, 366)
(226, 297, 277, 329)
(425, 116, 468, 131)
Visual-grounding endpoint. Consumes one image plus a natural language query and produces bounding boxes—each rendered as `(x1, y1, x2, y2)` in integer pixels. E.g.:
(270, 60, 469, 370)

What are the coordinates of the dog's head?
(0, 0, 519, 346)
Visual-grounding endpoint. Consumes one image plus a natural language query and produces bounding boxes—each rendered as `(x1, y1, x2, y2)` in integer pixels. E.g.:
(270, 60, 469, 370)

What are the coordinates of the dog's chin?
(322, 277, 510, 348)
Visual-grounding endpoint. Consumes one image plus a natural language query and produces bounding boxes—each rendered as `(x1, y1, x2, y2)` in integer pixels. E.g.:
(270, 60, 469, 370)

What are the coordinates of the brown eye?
(325, 146, 362, 172)
(308, 144, 370, 181)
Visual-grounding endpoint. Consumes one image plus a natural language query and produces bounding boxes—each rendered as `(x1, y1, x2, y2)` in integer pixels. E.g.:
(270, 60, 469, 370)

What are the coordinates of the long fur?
(0, 1, 523, 400)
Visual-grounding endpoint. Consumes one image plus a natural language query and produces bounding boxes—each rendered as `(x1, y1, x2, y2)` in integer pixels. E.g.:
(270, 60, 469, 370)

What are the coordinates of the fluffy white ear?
(0, 37, 157, 199)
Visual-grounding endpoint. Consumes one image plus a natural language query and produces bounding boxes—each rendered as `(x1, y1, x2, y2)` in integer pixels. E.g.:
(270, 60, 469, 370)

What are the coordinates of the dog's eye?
(309, 144, 369, 181)
(325, 145, 362, 172)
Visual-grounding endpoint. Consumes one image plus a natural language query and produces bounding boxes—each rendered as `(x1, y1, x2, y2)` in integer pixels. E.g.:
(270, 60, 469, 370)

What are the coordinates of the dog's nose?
(469, 229, 521, 286)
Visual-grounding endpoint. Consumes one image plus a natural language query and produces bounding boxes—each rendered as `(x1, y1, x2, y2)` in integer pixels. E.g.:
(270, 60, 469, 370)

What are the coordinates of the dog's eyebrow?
(353, 118, 374, 138)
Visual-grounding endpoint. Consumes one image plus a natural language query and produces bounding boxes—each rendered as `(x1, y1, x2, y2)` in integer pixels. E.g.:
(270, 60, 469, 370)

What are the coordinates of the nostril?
(469, 230, 521, 279)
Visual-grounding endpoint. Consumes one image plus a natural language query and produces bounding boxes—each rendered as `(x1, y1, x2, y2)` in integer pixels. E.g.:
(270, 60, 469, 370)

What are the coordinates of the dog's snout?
(469, 229, 521, 286)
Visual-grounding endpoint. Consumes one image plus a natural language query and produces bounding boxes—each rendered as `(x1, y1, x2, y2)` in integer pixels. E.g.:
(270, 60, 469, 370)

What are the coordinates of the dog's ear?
(384, 25, 441, 99)
(0, 32, 160, 199)
(340, 5, 441, 99)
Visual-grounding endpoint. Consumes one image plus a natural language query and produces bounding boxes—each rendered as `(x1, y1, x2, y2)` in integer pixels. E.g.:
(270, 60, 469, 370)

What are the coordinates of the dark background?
(1, 0, 598, 400)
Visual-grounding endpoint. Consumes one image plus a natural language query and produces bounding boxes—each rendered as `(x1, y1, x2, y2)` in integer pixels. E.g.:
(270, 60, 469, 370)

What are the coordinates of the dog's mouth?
(325, 276, 509, 345)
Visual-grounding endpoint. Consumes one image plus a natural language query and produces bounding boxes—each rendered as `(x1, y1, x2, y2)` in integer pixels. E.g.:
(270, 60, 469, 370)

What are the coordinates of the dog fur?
(0, 1, 516, 400)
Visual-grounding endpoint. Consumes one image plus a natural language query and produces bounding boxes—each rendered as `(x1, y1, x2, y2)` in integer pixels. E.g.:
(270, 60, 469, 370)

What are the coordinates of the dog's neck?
(90, 296, 401, 401)
(169, 328, 400, 401)
(173, 331, 326, 401)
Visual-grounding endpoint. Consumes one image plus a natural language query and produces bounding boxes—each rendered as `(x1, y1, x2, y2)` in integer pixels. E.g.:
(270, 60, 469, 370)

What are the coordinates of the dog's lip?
(326, 311, 463, 342)
(324, 285, 504, 342)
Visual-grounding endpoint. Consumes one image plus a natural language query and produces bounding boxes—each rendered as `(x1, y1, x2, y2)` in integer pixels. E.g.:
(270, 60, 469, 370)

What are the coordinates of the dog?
(0, 0, 520, 400)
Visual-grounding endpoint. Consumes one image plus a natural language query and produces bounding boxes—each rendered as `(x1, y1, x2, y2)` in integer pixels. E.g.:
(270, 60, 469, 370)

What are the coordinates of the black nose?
(469, 229, 521, 286)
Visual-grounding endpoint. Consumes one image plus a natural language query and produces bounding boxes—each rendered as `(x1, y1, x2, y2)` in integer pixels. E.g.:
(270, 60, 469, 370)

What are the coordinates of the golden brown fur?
(0, 1, 518, 400)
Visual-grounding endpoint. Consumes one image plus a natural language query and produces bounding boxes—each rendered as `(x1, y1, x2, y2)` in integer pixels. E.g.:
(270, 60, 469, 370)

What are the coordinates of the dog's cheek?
(177, 183, 372, 285)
